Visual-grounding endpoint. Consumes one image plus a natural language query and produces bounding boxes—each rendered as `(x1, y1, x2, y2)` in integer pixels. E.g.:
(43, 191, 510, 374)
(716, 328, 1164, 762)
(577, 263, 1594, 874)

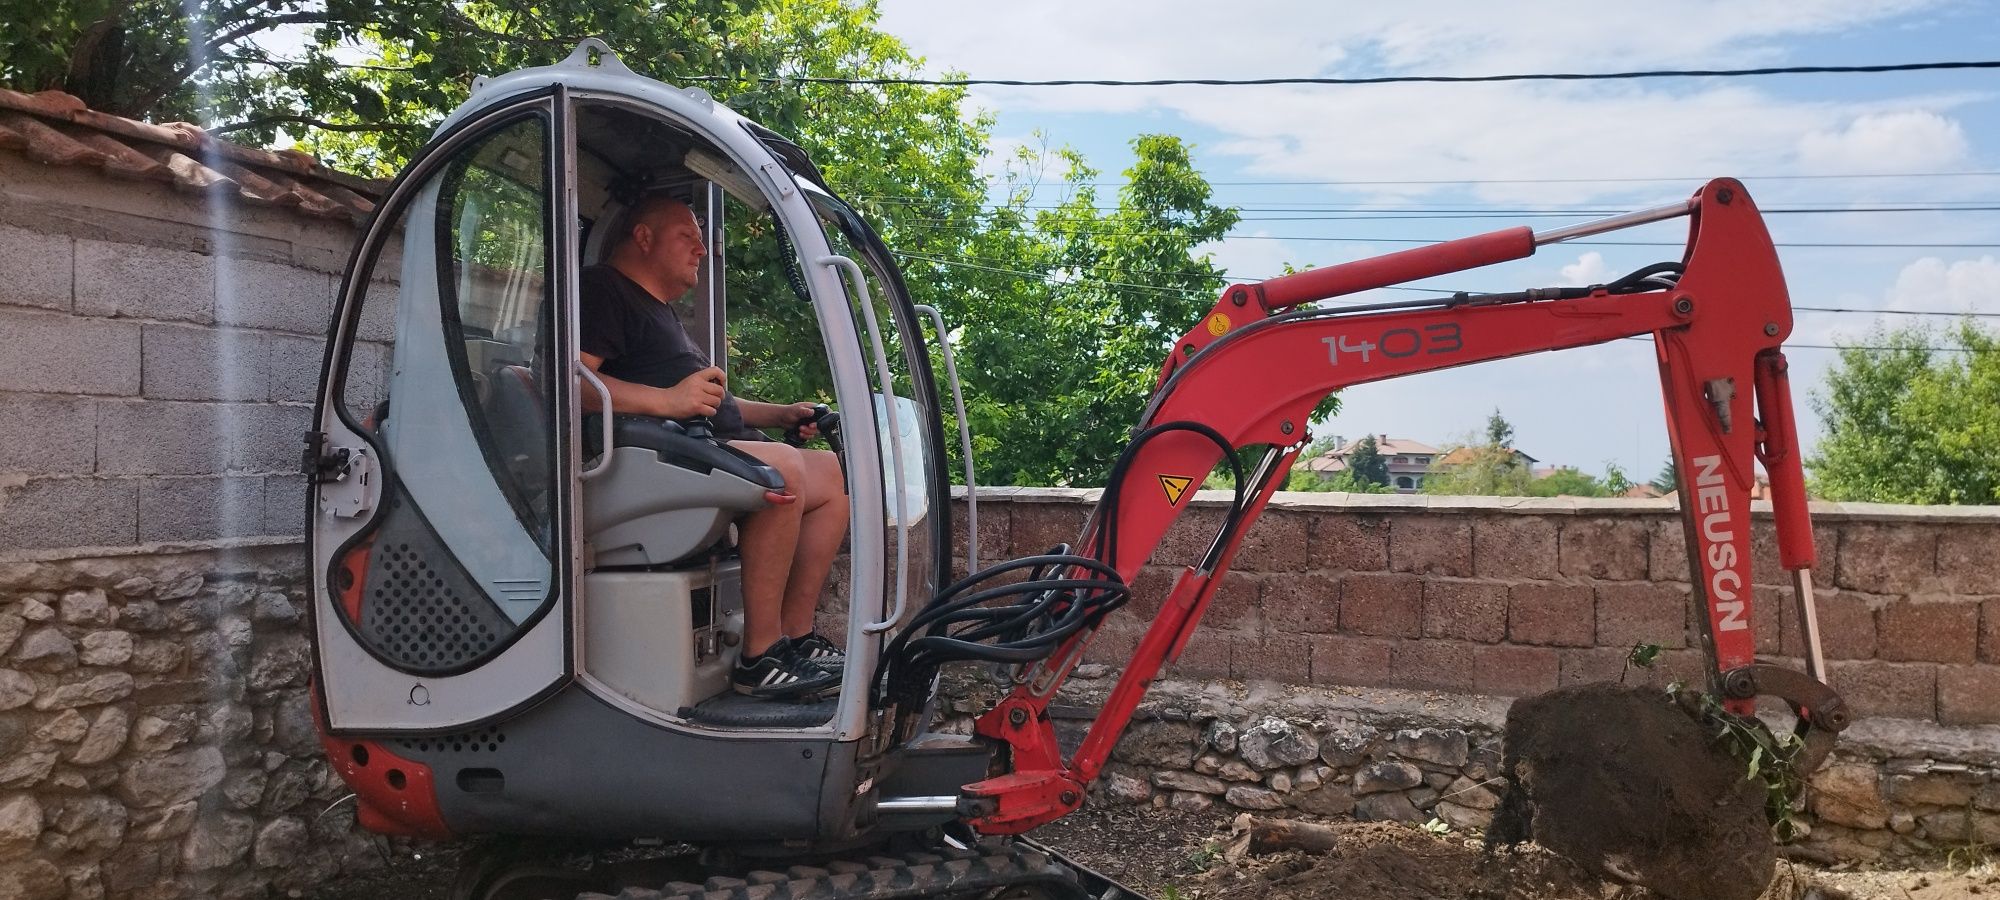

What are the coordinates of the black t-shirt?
(578, 264, 757, 440)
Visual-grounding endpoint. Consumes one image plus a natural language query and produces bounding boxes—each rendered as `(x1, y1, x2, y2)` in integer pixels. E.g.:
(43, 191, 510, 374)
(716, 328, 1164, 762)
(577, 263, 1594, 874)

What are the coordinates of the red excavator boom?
(958, 178, 1850, 834)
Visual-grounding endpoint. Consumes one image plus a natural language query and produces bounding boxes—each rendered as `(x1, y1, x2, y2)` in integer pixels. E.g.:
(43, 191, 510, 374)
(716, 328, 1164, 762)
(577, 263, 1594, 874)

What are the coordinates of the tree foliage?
(1808, 322, 2000, 504)
(1345, 435, 1390, 487)
(6, 0, 1277, 488)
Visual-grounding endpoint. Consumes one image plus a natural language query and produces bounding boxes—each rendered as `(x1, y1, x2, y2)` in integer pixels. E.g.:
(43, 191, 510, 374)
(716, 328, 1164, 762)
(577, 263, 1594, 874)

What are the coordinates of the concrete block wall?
(952, 489, 2000, 727)
(0, 161, 378, 554)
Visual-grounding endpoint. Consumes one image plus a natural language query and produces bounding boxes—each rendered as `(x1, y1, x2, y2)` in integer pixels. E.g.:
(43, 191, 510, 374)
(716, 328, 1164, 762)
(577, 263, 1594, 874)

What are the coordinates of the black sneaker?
(795, 632, 846, 671)
(732, 637, 838, 700)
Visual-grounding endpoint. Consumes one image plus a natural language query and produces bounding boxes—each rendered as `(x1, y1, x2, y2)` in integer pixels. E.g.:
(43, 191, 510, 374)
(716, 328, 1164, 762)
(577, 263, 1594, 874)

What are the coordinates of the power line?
(848, 171, 2000, 191)
(886, 222, 2000, 249)
(1796, 306, 2000, 319)
(681, 59, 2000, 88)
(1623, 336, 1973, 352)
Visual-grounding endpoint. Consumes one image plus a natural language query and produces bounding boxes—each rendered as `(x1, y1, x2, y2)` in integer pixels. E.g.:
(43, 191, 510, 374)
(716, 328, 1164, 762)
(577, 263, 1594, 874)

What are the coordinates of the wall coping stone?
(953, 485, 2000, 523)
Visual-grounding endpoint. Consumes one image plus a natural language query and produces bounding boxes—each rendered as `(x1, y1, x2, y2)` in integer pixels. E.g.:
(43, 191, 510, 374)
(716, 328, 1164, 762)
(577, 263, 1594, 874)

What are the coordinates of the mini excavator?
(305, 41, 1850, 900)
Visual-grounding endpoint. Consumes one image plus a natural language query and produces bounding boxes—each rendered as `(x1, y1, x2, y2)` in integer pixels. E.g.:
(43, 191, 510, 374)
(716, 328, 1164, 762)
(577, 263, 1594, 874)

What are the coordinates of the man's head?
(608, 194, 704, 301)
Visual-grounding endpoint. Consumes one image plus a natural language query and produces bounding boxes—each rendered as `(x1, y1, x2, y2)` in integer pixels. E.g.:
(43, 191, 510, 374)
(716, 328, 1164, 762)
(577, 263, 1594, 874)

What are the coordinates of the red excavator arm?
(958, 178, 1850, 834)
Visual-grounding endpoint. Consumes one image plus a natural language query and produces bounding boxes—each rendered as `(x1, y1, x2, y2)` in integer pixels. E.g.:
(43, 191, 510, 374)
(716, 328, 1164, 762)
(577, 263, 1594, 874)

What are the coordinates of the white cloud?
(1795, 110, 1971, 174)
(1884, 255, 2000, 312)
(1560, 251, 1610, 284)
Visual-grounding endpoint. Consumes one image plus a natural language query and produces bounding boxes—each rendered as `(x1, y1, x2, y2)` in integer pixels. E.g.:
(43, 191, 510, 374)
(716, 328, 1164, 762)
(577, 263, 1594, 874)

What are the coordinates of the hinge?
(302, 431, 353, 483)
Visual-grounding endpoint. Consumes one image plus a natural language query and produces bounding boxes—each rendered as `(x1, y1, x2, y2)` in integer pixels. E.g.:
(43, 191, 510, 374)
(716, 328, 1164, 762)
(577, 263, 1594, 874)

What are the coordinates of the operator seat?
(483, 363, 784, 568)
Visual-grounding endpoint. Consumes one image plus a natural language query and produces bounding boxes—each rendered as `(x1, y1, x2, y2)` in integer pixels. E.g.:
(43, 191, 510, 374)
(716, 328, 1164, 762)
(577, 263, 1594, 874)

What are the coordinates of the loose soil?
(1494, 683, 1776, 900)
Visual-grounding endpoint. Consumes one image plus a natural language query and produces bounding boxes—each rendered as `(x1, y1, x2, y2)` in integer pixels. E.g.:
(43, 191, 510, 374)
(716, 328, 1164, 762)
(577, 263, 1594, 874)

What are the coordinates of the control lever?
(682, 416, 716, 440)
(785, 403, 840, 449)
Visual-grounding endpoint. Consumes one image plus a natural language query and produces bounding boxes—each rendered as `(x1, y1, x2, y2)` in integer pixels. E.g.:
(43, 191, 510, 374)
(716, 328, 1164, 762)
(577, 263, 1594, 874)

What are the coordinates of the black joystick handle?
(785, 404, 835, 447)
(682, 415, 715, 441)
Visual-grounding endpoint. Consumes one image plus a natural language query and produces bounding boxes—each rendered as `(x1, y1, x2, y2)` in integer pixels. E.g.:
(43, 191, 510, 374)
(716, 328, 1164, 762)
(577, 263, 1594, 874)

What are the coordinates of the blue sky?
(875, 0, 2000, 479)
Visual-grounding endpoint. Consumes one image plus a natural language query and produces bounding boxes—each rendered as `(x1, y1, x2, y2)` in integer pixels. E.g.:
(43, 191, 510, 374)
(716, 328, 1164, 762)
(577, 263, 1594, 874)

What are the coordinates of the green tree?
(1526, 466, 1608, 498)
(1346, 436, 1390, 487)
(1650, 457, 1679, 494)
(1485, 408, 1515, 449)
(1423, 445, 1535, 496)
(1602, 462, 1633, 496)
(1808, 322, 2000, 504)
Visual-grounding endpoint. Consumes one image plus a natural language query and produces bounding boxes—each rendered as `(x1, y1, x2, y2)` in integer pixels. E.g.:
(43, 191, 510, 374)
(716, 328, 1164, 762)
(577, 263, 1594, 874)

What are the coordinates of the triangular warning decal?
(1158, 474, 1194, 506)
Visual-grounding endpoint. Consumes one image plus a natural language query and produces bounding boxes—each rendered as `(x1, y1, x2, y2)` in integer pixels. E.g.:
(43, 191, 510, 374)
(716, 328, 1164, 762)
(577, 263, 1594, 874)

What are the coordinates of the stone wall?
(941, 489, 2000, 860)
(0, 151, 375, 899)
(0, 546, 374, 900)
(953, 489, 2000, 727)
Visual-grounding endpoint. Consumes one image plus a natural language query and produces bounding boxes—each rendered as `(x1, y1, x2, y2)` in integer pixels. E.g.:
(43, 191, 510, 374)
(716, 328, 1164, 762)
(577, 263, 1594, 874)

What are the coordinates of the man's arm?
(737, 398, 820, 430)
(579, 352, 725, 419)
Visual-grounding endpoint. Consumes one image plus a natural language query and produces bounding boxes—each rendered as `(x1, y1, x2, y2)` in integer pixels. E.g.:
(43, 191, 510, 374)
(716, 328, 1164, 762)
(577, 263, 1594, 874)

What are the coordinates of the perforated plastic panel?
(357, 486, 517, 673)
(393, 726, 508, 756)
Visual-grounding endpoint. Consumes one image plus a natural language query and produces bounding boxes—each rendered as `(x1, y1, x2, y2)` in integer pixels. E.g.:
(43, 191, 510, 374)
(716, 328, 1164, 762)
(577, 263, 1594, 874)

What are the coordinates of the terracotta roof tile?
(0, 88, 385, 223)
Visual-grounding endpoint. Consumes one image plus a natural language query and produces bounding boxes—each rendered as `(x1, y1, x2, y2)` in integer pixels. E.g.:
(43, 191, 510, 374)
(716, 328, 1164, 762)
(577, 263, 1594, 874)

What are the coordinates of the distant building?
(1438, 447, 1541, 469)
(1300, 435, 1441, 493)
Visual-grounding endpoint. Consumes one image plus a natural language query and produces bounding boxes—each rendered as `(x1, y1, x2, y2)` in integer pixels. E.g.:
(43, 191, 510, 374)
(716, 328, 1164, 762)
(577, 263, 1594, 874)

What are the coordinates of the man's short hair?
(614, 193, 697, 250)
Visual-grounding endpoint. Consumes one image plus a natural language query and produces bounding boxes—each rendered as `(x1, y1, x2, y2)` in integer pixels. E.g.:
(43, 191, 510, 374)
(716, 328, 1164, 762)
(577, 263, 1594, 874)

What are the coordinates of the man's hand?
(663, 366, 726, 419)
(781, 402, 822, 440)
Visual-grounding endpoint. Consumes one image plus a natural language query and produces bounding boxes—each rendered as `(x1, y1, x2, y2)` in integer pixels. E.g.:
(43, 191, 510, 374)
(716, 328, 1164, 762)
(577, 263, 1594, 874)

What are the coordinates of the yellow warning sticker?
(1206, 312, 1232, 337)
(1158, 474, 1194, 506)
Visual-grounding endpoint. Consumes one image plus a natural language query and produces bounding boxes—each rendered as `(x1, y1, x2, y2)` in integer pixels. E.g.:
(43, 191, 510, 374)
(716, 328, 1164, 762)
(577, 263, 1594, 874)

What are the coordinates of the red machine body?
(961, 179, 1845, 834)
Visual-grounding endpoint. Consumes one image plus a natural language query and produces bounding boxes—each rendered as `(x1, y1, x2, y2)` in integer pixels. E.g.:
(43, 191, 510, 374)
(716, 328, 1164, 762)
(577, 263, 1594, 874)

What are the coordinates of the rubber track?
(576, 844, 1084, 900)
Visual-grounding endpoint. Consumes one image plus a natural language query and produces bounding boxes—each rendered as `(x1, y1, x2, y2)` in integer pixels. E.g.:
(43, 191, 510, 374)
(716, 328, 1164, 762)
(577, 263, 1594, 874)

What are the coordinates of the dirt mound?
(1493, 683, 1775, 900)
(1205, 820, 1610, 900)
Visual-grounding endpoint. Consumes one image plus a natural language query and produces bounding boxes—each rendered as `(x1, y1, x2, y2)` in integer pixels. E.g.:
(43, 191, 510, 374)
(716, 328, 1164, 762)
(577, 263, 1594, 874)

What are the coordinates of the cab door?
(309, 89, 577, 732)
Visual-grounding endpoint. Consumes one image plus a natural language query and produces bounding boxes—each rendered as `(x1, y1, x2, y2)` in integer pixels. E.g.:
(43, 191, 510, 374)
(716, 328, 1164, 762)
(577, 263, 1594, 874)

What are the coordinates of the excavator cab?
(307, 40, 969, 857)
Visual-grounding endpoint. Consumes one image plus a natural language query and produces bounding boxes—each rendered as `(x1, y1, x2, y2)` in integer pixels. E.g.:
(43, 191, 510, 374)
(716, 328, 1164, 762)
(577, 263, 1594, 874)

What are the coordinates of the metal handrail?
(915, 304, 979, 573)
(819, 255, 911, 635)
(575, 359, 614, 480)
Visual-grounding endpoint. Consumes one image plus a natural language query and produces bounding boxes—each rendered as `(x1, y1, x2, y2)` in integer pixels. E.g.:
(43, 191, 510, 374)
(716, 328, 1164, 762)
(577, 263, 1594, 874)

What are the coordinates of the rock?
(1409, 787, 1440, 809)
(1070, 663, 1110, 680)
(1442, 776, 1500, 810)
(113, 577, 154, 597)
(1192, 754, 1222, 776)
(1238, 717, 1320, 770)
(1225, 785, 1286, 811)
(1111, 721, 1199, 768)
(1886, 774, 1976, 808)
(119, 746, 226, 807)
(1317, 722, 1377, 768)
(1355, 791, 1425, 823)
(1435, 800, 1494, 831)
(1267, 771, 1293, 793)
(71, 707, 129, 765)
(1202, 720, 1239, 754)
(202, 704, 254, 745)
(157, 575, 204, 600)
(1889, 812, 1918, 835)
(1294, 783, 1356, 816)
(254, 817, 310, 869)
(1295, 765, 1324, 792)
(32, 672, 132, 710)
(248, 638, 310, 691)
(131, 711, 195, 754)
(132, 801, 197, 841)
(226, 768, 272, 808)
(59, 589, 112, 626)
(1811, 763, 1888, 830)
(0, 718, 25, 758)
(0, 614, 23, 657)
(1918, 809, 2000, 845)
(1353, 760, 1423, 795)
(183, 811, 254, 871)
(1423, 771, 1454, 790)
(1388, 728, 1468, 768)
(1101, 772, 1152, 805)
(220, 616, 254, 649)
(1152, 771, 1227, 795)
(101, 841, 176, 892)
(49, 796, 125, 854)
(0, 794, 43, 859)
(0, 752, 56, 788)
(0, 671, 37, 711)
(78, 631, 132, 667)
(64, 864, 102, 900)
(119, 602, 166, 632)
(0, 858, 62, 900)
(19, 599, 53, 622)
(273, 698, 318, 754)
(260, 766, 316, 815)
(1169, 791, 1214, 813)
(12, 628, 75, 671)
(1978, 781, 2000, 813)
(129, 640, 184, 674)
(1219, 760, 1261, 782)
(36, 709, 89, 743)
